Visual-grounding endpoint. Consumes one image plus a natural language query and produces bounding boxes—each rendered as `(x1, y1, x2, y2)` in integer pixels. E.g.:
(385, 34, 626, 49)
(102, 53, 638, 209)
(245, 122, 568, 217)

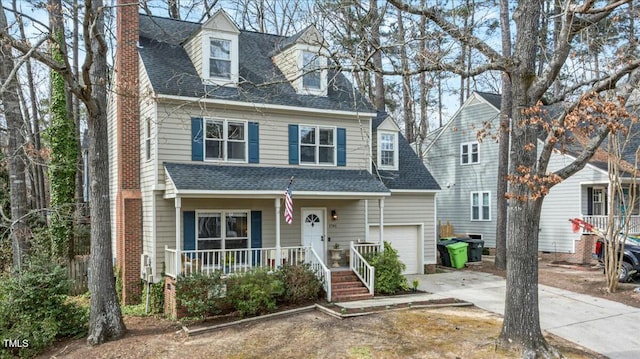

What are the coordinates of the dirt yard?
(37, 257, 631, 359)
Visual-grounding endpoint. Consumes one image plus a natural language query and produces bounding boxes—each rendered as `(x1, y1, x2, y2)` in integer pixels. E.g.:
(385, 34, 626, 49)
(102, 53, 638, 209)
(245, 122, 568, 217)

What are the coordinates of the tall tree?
(0, 0, 31, 270)
(388, 0, 639, 355)
(48, 0, 78, 260)
(0, 0, 126, 344)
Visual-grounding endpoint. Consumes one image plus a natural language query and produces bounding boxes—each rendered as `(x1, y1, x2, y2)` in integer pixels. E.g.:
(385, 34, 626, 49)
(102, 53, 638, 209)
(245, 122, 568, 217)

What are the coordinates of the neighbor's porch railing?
(581, 215, 640, 234)
(164, 246, 306, 278)
(350, 241, 377, 295)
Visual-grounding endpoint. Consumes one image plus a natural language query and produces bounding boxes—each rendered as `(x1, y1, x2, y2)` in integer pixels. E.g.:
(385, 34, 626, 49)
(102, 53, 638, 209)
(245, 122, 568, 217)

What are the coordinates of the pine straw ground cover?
(40, 306, 604, 359)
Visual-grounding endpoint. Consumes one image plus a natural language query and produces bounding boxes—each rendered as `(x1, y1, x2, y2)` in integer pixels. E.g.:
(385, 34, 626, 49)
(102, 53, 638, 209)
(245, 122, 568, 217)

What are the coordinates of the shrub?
(142, 279, 165, 315)
(365, 241, 408, 295)
(277, 264, 322, 304)
(226, 269, 284, 317)
(0, 257, 88, 358)
(175, 271, 225, 318)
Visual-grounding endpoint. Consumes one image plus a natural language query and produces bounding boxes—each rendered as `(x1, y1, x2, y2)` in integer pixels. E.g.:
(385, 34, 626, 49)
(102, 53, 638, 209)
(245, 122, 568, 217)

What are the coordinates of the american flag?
(284, 184, 293, 224)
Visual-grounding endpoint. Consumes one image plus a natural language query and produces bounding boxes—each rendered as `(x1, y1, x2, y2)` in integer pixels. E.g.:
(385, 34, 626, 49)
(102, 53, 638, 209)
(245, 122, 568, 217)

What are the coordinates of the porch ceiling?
(164, 162, 390, 199)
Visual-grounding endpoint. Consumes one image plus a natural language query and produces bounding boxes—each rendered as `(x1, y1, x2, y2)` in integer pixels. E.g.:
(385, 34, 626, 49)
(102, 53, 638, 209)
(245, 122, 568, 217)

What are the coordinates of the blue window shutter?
(251, 211, 262, 265)
(337, 128, 346, 166)
(288, 124, 299, 164)
(587, 187, 593, 215)
(248, 122, 259, 163)
(191, 118, 203, 161)
(183, 211, 196, 251)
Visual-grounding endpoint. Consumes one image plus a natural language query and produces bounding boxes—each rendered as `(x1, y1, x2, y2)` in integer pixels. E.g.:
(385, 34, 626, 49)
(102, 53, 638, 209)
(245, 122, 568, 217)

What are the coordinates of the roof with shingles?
(164, 163, 390, 193)
(372, 113, 440, 190)
(137, 14, 374, 113)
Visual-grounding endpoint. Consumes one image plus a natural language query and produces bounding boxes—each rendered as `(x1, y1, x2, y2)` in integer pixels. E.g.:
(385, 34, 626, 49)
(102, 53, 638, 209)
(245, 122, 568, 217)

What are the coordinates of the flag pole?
(277, 176, 295, 267)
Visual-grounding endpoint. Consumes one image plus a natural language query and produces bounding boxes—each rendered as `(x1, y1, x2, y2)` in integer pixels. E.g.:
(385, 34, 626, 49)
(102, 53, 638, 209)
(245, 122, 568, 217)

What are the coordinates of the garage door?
(369, 225, 420, 274)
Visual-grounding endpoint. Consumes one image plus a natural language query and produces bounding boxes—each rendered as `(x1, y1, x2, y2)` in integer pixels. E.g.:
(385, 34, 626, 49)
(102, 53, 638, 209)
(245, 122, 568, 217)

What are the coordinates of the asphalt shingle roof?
(164, 163, 390, 193)
(372, 113, 440, 190)
(138, 14, 374, 113)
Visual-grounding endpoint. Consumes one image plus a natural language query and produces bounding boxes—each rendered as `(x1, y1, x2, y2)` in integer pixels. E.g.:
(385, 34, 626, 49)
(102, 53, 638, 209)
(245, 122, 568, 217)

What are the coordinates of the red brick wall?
(115, 0, 142, 305)
(164, 277, 189, 320)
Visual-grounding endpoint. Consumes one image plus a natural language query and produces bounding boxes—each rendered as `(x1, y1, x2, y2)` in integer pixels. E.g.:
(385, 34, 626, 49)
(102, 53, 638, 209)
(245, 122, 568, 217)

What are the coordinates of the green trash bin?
(446, 241, 469, 269)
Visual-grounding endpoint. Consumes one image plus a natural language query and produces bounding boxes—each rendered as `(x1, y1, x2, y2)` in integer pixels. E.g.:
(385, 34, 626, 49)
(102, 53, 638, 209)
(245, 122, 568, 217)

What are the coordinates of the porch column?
(379, 198, 385, 252)
(275, 198, 282, 265)
(175, 197, 182, 276)
(364, 199, 369, 242)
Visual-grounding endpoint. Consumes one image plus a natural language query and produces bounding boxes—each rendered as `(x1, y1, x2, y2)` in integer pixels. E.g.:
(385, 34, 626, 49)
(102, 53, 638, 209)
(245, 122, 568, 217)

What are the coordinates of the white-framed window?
(197, 211, 249, 251)
(204, 118, 247, 162)
(592, 187, 605, 216)
(461, 142, 479, 164)
(202, 33, 238, 86)
(209, 38, 231, 79)
(471, 191, 491, 221)
(299, 125, 335, 165)
(302, 51, 321, 90)
(144, 117, 152, 161)
(296, 47, 327, 96)
(377, 131, 398, 170)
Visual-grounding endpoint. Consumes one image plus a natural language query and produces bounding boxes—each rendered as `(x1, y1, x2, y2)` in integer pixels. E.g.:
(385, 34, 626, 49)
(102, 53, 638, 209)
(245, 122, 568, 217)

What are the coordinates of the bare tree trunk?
(86, 0, 125, 345)
(0, 0, 31, 270)
(498, 0, 556, 354)
(397, 8, 414, 143)
(494, 0, 512, 271)
(418, 0, 429, 146)
(15, 5, 47, 211)
(168, 0, 180, 19)
(370, 1, 385, 111)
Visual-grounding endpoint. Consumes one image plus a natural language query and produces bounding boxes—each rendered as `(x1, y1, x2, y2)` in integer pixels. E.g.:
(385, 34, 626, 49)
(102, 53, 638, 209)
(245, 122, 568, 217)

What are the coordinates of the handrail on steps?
(349, 241, 375, 295)
(306, 246, 331, 302)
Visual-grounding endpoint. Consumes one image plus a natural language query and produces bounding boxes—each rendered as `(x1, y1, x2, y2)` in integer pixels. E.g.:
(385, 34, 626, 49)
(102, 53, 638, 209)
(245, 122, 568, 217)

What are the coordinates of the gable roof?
(372, 113, 440, 191)
(164, 163, 390, 195)
(137, 14, 374, 113)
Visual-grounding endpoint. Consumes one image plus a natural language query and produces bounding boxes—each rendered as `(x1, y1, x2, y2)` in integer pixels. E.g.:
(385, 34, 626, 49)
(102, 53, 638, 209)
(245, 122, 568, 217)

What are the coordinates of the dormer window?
(201, 32, 239, 86)
(302, 51, 321, 90)
(377, 131, 398, 170)
(209, 38, 231, 79)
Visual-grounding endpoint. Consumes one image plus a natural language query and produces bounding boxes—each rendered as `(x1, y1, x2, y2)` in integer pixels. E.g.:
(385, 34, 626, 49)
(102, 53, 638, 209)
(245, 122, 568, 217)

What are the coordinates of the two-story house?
(108, 6, 440, 306)
(424, 91, 640, 264)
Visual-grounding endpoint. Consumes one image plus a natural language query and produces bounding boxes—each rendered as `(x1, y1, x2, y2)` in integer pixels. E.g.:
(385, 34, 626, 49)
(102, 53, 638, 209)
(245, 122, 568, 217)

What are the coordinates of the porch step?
(330, 270, 372, 302)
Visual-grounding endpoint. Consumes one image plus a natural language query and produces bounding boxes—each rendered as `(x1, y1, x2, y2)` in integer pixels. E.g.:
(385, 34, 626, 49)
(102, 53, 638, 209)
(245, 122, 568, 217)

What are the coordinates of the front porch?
(579, 215, 640, 234)
(164, 242, 379, 302)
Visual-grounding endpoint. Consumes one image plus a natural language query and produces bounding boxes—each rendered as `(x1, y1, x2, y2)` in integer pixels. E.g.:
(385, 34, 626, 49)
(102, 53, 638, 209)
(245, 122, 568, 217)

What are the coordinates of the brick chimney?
(115, 0, 142, 304)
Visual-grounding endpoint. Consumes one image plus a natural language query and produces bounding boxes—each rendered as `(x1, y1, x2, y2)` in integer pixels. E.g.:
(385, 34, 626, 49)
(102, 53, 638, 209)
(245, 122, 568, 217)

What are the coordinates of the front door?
(302, 209, 325, 263)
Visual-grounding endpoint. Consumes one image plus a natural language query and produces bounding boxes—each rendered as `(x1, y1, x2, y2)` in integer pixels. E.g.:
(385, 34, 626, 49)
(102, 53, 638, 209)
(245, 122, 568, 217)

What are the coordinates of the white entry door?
(302, 209, 325, 263)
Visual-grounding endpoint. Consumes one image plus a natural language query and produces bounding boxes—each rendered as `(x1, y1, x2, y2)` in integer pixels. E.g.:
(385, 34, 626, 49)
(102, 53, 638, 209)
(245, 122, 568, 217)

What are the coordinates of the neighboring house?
(108, 6, 439, 307)
(424, 91, 639, 264)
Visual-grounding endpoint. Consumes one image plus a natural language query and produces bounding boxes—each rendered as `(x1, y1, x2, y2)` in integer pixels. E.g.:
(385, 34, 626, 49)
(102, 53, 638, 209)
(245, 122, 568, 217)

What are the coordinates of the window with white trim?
(300, 125, 335, 165)
(209, 38, 231, 79)
(302, 51, 321, 90)
(471, 192, 491, 221)
(378, 131, 398, 170)
(461, 142, 479, 164)
(144, 117, 152, 161)
(204, 118, 247, 162)
(202, 32, 238, 85)
(197, 211, 249, 251)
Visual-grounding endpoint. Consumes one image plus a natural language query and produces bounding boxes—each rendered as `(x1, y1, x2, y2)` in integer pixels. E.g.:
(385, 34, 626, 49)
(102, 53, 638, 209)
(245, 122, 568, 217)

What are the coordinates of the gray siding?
(539, 151, 609, 252)
(424, 98, 500, 247)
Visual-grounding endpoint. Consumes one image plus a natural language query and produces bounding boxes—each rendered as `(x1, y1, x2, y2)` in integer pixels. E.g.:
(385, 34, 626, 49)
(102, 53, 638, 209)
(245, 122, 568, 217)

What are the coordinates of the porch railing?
(164, 246, 306, 278)
(165, 246, 177, 278)
(350, 241, 375, 295)
(581, 215, 640, 234)
(305, 247, 331, 302)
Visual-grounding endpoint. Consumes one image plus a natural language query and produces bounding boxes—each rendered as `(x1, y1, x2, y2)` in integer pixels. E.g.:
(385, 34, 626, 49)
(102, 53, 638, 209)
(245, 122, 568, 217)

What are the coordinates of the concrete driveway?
(406, 271, 640, 359)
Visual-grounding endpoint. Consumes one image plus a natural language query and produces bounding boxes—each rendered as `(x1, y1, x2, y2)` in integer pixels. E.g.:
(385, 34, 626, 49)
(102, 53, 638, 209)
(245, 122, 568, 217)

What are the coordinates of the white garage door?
(369, 225, 420, 274)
